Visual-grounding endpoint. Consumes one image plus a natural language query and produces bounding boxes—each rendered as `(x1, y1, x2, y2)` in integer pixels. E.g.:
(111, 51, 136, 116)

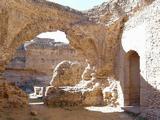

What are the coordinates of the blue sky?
(47, 0, 106, 11)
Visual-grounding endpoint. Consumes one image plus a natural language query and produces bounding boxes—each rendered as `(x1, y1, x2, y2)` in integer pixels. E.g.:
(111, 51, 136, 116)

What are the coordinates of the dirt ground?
(0, 105, 135, 120)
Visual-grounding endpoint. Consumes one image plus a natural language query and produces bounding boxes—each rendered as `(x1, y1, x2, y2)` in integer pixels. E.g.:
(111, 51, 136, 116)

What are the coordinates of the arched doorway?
(124, 51, 140, 106)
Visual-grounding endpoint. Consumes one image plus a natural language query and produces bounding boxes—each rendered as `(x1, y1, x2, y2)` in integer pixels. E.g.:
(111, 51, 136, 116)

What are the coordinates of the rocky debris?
(45, 60, 118, 107)
(50, 61, 85, 87)
(44, 86, 104, 107)
(0, 81, 28, 109)
(30, 110, 38, 116)
(45, 87, 83, 106)
(45, 75, 118, 107)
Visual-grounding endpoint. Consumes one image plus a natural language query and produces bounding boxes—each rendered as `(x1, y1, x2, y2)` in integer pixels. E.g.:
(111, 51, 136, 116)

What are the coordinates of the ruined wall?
(0, 0, 149, 81)
(4, 37, 85, 92)
(0, 0, 87, 72)
(25, 38, 84, 75)
(117, 0, 160, 118)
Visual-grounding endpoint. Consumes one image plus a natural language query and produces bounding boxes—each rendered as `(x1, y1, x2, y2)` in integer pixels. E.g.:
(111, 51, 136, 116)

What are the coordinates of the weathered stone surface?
(45, 87, 83, 106)
(116, 0, 160, 119)
(0, 81, 28, 108)
(50, 61, 85, 87)
(82, 88, 103, 106)
(45, 86, 104, 107)
(81, 60, 96, 80)
(45, 76, 117, 107)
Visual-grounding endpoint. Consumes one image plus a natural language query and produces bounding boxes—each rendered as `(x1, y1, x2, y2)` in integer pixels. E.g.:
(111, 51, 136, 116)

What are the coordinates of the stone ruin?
(4, 37, 85, 93)
(0, 0, 160, 119)
(45, 60, 118, 106)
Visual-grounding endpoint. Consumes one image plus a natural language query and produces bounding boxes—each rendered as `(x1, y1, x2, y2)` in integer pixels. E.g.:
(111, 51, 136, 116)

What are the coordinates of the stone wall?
(117, 0, 160, 118)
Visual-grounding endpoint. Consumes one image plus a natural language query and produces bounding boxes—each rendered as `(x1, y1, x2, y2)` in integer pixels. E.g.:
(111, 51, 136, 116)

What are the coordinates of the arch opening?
(3, 30, 78, 104)
(124, 51, 140, 106)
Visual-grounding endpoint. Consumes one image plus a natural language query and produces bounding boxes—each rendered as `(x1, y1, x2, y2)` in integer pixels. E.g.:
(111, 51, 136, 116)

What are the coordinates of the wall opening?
(4, 30, 72, 104)
(124, 51, 140, 106)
